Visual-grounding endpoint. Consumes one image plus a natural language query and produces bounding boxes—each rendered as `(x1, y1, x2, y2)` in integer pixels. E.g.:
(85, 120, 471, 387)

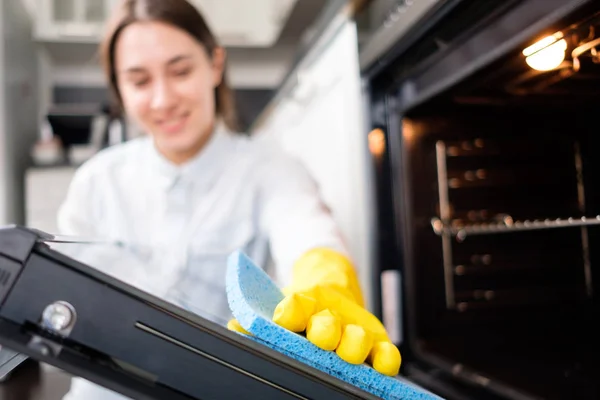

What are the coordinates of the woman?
(60, 1, 399, 399)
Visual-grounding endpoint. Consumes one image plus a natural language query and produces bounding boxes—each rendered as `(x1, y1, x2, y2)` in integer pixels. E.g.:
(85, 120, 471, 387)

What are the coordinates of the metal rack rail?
(434, 139, 597, 309)
(431, 215, 600, 241)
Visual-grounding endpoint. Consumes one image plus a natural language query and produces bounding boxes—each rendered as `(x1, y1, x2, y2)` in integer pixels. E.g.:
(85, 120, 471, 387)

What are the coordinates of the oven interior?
(396, 6, 600, 400)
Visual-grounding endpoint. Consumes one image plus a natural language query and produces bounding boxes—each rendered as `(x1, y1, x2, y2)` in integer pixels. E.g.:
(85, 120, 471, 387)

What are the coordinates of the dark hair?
(100, 0, 240, 132)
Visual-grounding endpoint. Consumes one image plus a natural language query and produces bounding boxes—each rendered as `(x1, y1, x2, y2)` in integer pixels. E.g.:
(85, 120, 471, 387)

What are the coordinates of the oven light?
(368, 128, 386, 157)
(523, 33, 567, 71)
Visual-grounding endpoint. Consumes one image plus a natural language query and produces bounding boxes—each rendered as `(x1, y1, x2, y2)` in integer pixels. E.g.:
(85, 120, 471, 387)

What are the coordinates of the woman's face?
(114, 21, 225, 164)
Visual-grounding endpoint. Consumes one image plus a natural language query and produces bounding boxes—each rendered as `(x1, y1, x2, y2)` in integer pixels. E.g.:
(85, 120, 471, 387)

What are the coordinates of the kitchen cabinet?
(33, 0, 119, 43)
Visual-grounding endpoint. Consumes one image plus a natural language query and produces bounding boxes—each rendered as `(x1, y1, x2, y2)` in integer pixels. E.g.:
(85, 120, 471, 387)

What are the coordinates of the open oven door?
(0, 225, 448, 400)
(362, 0, 600, 399)
(0, 225, 393, 400)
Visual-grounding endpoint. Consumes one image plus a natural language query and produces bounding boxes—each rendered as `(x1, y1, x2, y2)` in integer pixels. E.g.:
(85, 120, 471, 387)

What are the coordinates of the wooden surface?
(0, 361, 72, 400)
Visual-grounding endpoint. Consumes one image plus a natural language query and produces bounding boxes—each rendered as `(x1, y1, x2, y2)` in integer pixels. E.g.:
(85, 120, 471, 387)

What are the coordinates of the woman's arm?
(252, 149, 400, 375)
(258, 151, 351, 286)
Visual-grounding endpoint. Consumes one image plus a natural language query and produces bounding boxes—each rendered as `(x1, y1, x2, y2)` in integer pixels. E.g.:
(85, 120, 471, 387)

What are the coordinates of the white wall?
(254, 19, 377, 311)
(0, 0, 40, 225)
(21, 0, 36, 18)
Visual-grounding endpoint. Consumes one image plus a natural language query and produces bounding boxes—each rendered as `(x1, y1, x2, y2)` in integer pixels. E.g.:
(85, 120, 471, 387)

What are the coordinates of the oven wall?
(363, 0, 600, 398)
(401, 104, 592, 337)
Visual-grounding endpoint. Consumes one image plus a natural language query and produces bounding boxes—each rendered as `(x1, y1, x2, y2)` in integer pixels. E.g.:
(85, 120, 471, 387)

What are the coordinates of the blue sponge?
(225, 251, 443, 400)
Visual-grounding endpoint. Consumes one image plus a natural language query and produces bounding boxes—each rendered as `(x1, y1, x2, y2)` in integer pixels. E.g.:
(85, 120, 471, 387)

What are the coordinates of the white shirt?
(58, 126, 348, 400)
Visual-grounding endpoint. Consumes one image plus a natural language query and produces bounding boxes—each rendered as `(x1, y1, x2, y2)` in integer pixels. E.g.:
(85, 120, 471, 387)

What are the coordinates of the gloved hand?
(229, 248, 401, 376)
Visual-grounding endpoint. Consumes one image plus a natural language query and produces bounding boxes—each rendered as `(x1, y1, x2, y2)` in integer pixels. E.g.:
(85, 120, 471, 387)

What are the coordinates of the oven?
(361, 0, 600, 399)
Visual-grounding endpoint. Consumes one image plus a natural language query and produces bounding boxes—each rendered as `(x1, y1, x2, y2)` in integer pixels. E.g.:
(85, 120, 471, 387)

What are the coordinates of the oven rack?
(431, 215, 600, 241)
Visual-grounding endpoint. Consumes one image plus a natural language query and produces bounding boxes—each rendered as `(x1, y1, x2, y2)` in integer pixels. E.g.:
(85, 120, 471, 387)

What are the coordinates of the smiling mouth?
(158, 113, 189, 134)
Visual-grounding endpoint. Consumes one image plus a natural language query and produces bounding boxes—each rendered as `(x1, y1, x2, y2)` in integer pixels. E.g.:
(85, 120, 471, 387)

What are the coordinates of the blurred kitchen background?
(5, 2, 599, 398)
(1, 0, 420, 314)
(0, 0, 344, 227)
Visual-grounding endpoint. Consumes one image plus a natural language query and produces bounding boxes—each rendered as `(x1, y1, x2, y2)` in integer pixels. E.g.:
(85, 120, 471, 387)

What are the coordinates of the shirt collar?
(145, 123, 234, 191)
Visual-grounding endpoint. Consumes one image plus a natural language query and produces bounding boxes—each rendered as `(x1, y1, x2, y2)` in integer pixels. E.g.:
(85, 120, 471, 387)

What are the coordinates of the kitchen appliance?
(361, 0, 600, 399)
(0, 225, 388, 399)
(45, 104, 109, 166)
(0, 347, 28, 382)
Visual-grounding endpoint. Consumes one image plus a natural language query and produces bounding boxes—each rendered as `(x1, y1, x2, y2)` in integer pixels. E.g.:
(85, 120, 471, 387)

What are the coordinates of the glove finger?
(227, 319, 251, 335)
(272, 293, 317, 332)
(335, 324, 373, 365)
(306, 309, 342, 351)
(315, 286, 389, 343)
(370, 341, 401, 376)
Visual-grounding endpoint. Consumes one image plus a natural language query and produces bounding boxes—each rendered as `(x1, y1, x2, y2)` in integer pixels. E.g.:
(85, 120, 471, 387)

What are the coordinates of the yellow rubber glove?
(272, 248, 401, 376)
(227, 318, 251, 335)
